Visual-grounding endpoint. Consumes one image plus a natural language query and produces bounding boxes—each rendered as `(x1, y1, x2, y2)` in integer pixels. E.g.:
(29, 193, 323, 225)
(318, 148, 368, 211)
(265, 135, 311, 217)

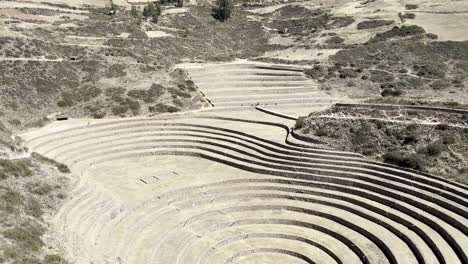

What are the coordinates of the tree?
(130, 5, 140, 18)
(213, 0, 233, 21)
(177, 0, 184, 7)
(107, 0, 117, 16)
(143, 2, 162, 23)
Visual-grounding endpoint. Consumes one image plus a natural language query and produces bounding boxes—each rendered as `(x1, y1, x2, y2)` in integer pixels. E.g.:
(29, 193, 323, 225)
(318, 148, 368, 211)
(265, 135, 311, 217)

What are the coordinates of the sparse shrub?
(173, 98, 184, 107)
(111, 105, 129, 116)
(8, 119, 21, 126)
(92, 110, 106, 119)
(426, 33, 438, 40)
(304, 65, 326, 79)
(402, 13, 416, 19)
(294, 116, 306, 129)
(442, 135, 456, 145)
(371, 71, 395, 83)
(213, 0, 234, 21)
(430, 79, 451, 90)
(327, 16, 355, 29)
(149, 103, 180, 113)
(105, 87, 126, 97)
(43, 254, 69, 264)
(31, 152, 70, 173)
(57, 92, 74, 107)
(127, 84, 165, 103)
(315, 126, 329, 137)
(325, 36, 345, 45)
(130, 5, 140, 18)
(25, 198, 44, 218)
(3, 223, 45, 252)
(424, 142, 447, 156)
(0, 159, 33, 178)
(169, 88, 191, 99)
(436, 123, 449, 131)
(383, 151, 424, 170)
(57, 164, 71, 173)
(369, 25, 426, 42)
(405, 4, 418, 10)
(106, 64, 127, 78)
(143, 2, 162, 23)
(414, 63, 447, 78)
(381, 88, 403, 97)
(28, 182, 55, 196)
(357, 19, 394, 30)
(57, 85, 101, 107)
(127, 90, 148, 101)
(338, 68, 359, 78)
(1, 190, 25, 208)
(126, 98, 141, 115)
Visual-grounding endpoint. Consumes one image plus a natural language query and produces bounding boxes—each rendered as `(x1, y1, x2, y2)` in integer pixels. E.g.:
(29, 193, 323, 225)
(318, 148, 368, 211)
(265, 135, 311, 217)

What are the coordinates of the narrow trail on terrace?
(19, 61, 468, 264)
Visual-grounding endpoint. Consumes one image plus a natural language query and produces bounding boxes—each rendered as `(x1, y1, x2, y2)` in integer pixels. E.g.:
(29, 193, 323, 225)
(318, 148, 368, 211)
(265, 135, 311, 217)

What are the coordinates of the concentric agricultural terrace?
(21, 61, 468, 264)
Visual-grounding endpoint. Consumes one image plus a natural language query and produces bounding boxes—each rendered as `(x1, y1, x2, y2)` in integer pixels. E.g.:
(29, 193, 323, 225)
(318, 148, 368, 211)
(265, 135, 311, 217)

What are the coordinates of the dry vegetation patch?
(296, 105, 468, 184)
(0, 151, 70, 263)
